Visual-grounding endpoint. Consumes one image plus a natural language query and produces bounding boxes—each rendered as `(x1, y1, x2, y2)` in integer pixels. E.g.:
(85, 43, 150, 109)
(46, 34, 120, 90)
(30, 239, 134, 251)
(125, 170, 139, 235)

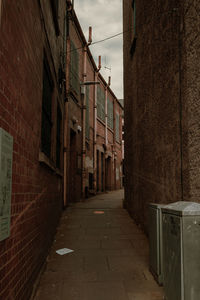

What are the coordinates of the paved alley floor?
(34, 190, 164, 300)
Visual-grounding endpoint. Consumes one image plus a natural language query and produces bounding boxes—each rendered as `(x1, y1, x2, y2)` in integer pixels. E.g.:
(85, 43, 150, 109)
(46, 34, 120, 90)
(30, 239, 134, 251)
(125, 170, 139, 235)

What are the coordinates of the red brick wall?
(66, 9, 123, 197)
(66, 15, 86, 202)
(0, 0, 66, 299)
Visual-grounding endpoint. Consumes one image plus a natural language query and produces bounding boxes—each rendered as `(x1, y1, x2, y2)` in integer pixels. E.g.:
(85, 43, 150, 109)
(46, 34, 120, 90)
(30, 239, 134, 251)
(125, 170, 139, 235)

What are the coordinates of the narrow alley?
(33, 190, 163, 300)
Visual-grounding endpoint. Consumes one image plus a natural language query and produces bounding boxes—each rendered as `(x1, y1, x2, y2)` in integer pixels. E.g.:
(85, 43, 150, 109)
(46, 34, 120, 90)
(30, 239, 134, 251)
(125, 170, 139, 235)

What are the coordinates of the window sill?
(97, 117, 105, 126)
(69, 87, 80, 101)
(39, 151, 63, 177)
(108, 127, 114, 133)
(116, 140, 122, 146)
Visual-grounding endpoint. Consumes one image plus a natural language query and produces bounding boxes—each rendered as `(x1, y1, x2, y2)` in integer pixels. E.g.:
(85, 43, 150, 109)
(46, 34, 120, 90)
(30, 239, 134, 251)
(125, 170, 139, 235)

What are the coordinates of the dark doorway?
(105, 156, 112, 190)
(89, 173, 93, 190)
(101, 152, 104, 192)
(69, 129, 77, 202)
(114, 158, 116, 189)
(97, 150, 99, 192)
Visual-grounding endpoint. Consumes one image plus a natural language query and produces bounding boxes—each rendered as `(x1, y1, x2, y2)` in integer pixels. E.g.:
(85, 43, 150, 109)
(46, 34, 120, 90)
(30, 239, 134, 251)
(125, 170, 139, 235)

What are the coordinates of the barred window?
(132, 0, 136, 36)
(107, 98, 113, 129)
(70, 41, 80, 96)
(97, 86, 105, 121)
(130, 0, 137, 55)
(50, 0, 59, 35)
(56, 104, 62, 168)
(115, 113, 120, 143)
(85, 86, 90, 139)
(41, 59, 53, 158)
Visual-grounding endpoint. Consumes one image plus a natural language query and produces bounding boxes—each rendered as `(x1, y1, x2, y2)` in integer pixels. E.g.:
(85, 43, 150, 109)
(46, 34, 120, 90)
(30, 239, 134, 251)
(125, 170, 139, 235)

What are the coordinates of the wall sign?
(0, 128, 13, 241)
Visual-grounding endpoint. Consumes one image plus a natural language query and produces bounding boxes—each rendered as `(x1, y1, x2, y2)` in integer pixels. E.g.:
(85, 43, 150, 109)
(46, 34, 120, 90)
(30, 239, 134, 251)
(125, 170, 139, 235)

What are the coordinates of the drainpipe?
(105, 76, 111, 151)
(82, 26, 92, 199)
(93, 56, 101, 192)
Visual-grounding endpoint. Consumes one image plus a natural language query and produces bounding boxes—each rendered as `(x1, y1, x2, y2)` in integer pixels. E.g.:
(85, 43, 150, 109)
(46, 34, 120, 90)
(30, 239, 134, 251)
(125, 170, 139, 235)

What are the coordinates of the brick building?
(123, 0, 200, 232)
(0, 1, 66, 299)
(66, 7, 123, 202)
(0, 1, 123, 298)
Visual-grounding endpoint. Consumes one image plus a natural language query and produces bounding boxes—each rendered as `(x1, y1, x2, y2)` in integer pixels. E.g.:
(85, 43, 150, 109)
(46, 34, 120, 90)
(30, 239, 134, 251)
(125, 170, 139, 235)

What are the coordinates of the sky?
(74, 0, 123, 100)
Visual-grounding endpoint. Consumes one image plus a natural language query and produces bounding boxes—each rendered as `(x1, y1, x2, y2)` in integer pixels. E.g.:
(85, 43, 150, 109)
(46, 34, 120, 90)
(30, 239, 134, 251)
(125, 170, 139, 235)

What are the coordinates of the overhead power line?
(68, 29, 126, 53)
(67, 7, 179, 53)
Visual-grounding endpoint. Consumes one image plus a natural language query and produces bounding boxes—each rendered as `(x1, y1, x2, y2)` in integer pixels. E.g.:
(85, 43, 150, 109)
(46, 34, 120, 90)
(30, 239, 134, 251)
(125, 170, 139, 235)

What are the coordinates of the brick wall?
(123, 0, 182, 231)
(0, 0, 66, 299)
(66, 8, 123, 199)
(123, 0, 200, 232)
(181, 1, 200, 202)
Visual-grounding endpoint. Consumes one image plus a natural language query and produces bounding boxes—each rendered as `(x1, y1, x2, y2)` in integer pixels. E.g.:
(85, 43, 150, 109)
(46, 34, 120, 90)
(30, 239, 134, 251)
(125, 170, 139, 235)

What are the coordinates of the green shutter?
(107, 98, 113, 129)
(70, 41, 80, 95)
(115, 113, 120, 142)
(85, 86, 90, 139)
(97, 86, 105, 121)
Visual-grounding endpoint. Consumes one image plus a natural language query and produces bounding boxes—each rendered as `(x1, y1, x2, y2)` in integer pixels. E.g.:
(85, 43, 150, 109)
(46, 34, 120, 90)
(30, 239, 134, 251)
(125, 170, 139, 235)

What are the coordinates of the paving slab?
(33, 189, 164, 300)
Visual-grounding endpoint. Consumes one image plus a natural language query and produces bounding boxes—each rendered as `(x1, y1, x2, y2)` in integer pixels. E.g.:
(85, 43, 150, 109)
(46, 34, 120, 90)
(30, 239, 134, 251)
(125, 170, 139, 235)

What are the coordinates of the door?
(69, 129, 77, 202)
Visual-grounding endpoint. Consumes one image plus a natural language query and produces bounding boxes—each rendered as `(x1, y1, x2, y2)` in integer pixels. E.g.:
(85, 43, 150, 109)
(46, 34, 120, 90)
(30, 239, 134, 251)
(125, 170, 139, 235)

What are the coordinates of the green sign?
(0, 128, 13, 241)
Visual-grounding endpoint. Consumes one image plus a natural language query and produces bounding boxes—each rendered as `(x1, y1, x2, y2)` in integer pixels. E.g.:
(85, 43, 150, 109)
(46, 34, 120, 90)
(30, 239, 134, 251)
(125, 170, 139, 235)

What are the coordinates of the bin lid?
(149, 203, 166, 209)
(161, 201, 200, 216)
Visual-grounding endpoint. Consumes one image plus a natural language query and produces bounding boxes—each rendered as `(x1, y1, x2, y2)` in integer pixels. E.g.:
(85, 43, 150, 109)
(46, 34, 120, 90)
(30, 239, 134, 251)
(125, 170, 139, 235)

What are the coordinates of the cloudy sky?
(74, 0, 123, 100)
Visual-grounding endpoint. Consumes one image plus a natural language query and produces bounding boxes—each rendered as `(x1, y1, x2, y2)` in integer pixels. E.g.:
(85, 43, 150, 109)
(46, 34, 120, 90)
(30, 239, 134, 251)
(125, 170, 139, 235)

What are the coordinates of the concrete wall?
(0, 0, 66, 298)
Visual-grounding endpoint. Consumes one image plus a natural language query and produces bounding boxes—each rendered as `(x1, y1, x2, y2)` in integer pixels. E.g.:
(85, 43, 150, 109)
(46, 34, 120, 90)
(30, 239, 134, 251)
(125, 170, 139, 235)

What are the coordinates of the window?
(107, 98, 114, 129)
(132, 0, 136, 36)
(41, 59, 53, 158)
(130, 0, 137, 56)
(97, 86, 105, 121)
(85, 86, 90, 139)
(70, 41, 80, 96)
(50, 0, 59, 35)
(56, 104, 62, 168)
(115, 113, 120, 143)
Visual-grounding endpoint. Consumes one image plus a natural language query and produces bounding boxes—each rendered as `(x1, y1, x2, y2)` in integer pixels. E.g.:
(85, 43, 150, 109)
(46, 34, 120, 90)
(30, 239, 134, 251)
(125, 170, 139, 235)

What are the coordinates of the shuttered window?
(85, 86, 90, 139)
(41, 60, 53, 158)
(70, 41, 80, 96)
(107, 98, 113, 129)
(97, 86, 105, 121)
(115, 113, 120, 142)
(56, 104, 62, 168)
